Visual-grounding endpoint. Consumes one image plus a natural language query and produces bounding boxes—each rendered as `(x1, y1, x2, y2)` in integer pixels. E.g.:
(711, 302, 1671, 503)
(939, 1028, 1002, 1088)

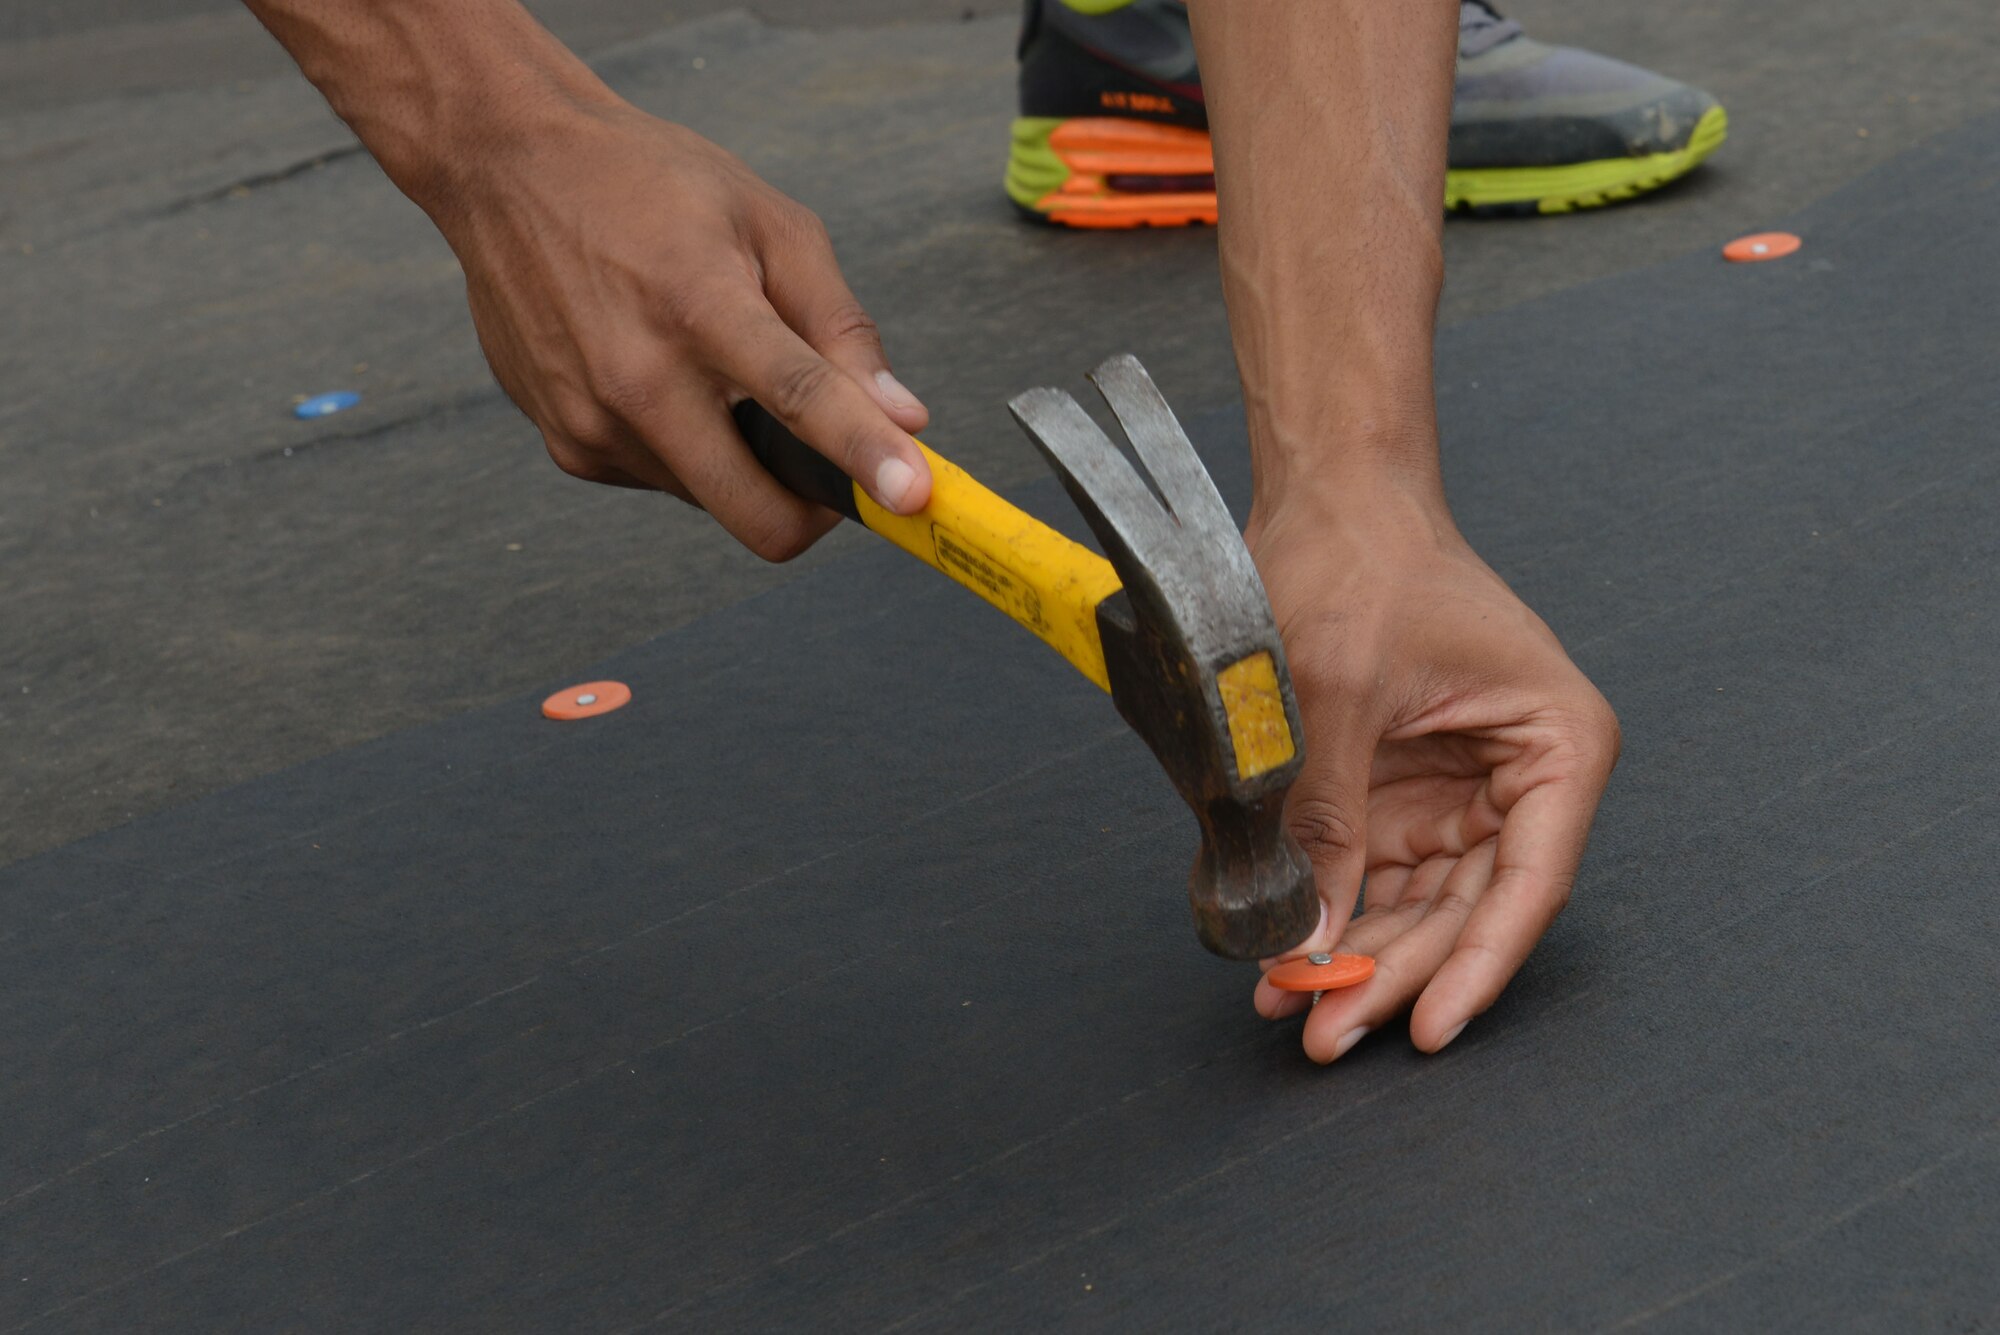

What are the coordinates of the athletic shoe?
(1004, 0, 1728, 227)
(1446, 1, 1727, 213)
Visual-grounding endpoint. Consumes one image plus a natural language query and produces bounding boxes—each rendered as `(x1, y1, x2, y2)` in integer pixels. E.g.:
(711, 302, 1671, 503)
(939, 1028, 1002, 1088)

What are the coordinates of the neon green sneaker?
(1005, 0, 1728, 226)
(1446, 1, 1728, 214)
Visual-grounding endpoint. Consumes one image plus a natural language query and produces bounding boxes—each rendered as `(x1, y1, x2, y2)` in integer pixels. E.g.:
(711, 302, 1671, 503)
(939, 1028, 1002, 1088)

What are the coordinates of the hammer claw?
(1006, 386, 1179, 581)
(1085, 354, 1240, 547)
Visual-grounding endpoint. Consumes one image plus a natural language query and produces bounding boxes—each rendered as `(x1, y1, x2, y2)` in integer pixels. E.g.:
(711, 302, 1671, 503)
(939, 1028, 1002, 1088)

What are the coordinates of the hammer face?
(1009, 355, 1321, 961)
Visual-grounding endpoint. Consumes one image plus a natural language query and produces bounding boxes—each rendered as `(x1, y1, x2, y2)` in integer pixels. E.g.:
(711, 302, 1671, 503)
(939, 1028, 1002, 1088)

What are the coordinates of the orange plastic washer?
(541, 680, 631, 720)
(1265, 953, 1375, 992)
(1723, 231, 1802, 263)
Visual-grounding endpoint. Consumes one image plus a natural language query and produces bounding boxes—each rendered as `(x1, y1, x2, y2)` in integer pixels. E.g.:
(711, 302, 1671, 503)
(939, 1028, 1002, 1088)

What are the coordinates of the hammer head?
(1008, 355, 1319, 962)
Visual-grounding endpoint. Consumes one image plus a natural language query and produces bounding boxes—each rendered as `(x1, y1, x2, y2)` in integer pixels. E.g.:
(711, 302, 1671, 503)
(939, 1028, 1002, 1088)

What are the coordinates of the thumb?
(1248, 719, 1376, 1023)
(1282, 722, 1378, 954)
(1250, 725, 1374, 1021)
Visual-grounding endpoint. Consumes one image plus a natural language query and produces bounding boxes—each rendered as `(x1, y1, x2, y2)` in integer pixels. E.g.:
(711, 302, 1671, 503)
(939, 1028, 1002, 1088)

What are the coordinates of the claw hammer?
(734, 354, 1317, 961)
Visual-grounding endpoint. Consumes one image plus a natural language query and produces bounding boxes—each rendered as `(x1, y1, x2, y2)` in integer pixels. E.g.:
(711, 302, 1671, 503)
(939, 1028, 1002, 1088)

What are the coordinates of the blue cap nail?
(293, 391, 361, 420)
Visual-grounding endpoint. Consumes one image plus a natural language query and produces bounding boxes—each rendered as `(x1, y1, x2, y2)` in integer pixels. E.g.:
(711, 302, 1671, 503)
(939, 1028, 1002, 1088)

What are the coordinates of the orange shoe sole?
(1009, 117, 1217, 230)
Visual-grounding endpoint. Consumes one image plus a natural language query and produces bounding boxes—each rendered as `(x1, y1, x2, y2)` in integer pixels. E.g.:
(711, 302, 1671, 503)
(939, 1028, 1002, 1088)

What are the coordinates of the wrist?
(255, 0, 625, 224)
(409, 83, 629, 238)
(1244, 411, 1453, 548)
(375, 30, 622, 226)
(1247, 471, 1461, 564)
(1230, 296, 1448, 530)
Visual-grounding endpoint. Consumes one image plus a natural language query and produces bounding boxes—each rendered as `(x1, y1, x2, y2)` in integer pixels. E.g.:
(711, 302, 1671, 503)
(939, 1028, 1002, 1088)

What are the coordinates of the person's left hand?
(1244, 484, 1621, 1063)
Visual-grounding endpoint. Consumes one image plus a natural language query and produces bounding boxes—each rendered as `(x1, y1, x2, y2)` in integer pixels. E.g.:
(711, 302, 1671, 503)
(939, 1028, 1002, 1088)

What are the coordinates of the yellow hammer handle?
(855, 442, 1123, 693)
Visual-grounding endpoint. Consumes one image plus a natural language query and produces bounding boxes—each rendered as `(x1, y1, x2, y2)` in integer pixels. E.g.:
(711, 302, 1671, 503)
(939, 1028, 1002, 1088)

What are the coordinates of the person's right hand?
(434, 101, 932, 560)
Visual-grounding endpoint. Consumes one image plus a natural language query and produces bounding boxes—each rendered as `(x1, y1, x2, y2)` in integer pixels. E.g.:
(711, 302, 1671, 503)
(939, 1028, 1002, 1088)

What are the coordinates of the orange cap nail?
(1723, 231, 1802, 263)
(541, 680, 631, 720)
(1265, 952, 1375, 992)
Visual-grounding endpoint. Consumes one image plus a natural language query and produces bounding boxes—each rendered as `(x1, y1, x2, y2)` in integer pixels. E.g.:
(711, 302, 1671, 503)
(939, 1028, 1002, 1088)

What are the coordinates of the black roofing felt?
(5, 117, 1997, 1332)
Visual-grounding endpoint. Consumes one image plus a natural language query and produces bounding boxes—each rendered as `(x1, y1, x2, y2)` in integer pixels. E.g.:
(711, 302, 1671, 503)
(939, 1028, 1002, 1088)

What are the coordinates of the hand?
(435, 102, 931, 559)
(1245, 486, 1621, 1063)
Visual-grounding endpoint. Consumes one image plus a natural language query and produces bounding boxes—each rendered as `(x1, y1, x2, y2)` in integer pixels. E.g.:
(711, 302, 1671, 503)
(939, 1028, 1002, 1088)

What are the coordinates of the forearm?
(1186, 1, 1458, 525)
(241, 0, 621, 221)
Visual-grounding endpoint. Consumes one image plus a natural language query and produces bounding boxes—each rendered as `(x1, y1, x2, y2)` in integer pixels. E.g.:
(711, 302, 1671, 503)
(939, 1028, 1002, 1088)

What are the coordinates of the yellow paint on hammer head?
(1217, 651, 1295, 780)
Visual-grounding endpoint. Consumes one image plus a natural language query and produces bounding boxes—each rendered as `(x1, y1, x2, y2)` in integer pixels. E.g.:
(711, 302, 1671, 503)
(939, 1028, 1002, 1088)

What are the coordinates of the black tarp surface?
(4, 116, 1997, 1332)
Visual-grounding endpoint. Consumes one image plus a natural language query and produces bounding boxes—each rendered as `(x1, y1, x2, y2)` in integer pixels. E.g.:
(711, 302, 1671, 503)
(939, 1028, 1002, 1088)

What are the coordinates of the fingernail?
(1437, 1020, 1469, 1050)
(1333, 1026, 1369, 1059)
(875, 369, 921, 412)
(875, 455, 920, 513)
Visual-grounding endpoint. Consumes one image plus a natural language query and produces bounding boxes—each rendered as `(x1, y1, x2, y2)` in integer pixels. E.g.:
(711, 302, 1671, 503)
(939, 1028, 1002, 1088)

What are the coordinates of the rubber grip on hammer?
(732, 400, 863, 522)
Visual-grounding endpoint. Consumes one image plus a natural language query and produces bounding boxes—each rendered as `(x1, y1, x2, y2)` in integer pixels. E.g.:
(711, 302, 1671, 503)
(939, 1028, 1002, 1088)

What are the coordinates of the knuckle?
(586, 361, 660, 423)
(769, 201, 833, 252)
(1563, 693, 1624, 777)
(1288, 795, 1361, 867)
(1457, 938, 1514, 981)
(740, 511, 816, 563)
(561, 406, 622, 454)
(1430, 883, 1479, 922)
(542, 430, 607, 483)
(1598, 701, 1625, 768)
(816, 300, 881, 351)
(764, 355, 840, 424)
(651, 277, 700, 329)
(654, 276, 731, 335)
(541, 381, 615, 443)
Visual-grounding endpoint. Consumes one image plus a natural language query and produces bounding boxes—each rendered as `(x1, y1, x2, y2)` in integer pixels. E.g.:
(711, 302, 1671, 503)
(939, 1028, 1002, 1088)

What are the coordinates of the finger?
(1254, 724, 1392, 1023)
(1251, 854, 1434, 1021)
(1295, 841, 1496, 1063)
(539, 424, 693, 500)
(1257, 988, 1314, 1021)
(1255, 855, 1452, 1027)
(1283, 717, 1379, 945)
(1409, 776, 1601, 1051)
(1333, 856, 1459, 956)
(1252, 899, 1330, 1019)
(709, 292, 932, 516)
(761, 228, 930, 434)
(620, 390, 841, 561)
(1365, 771, 1504, 870)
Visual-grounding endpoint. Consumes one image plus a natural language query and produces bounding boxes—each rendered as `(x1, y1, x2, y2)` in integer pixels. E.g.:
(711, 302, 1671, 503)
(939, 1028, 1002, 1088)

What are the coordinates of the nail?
(1437, 1020, 1470, 1050)
(875, 369, 921, 412)
(874, 455, 920, 513)
(1333, 1026, 1369, 1059)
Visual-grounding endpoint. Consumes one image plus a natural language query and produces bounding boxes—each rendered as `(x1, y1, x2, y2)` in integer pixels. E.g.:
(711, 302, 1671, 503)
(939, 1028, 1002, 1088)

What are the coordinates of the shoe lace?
(1458, 0, 1522, 57)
